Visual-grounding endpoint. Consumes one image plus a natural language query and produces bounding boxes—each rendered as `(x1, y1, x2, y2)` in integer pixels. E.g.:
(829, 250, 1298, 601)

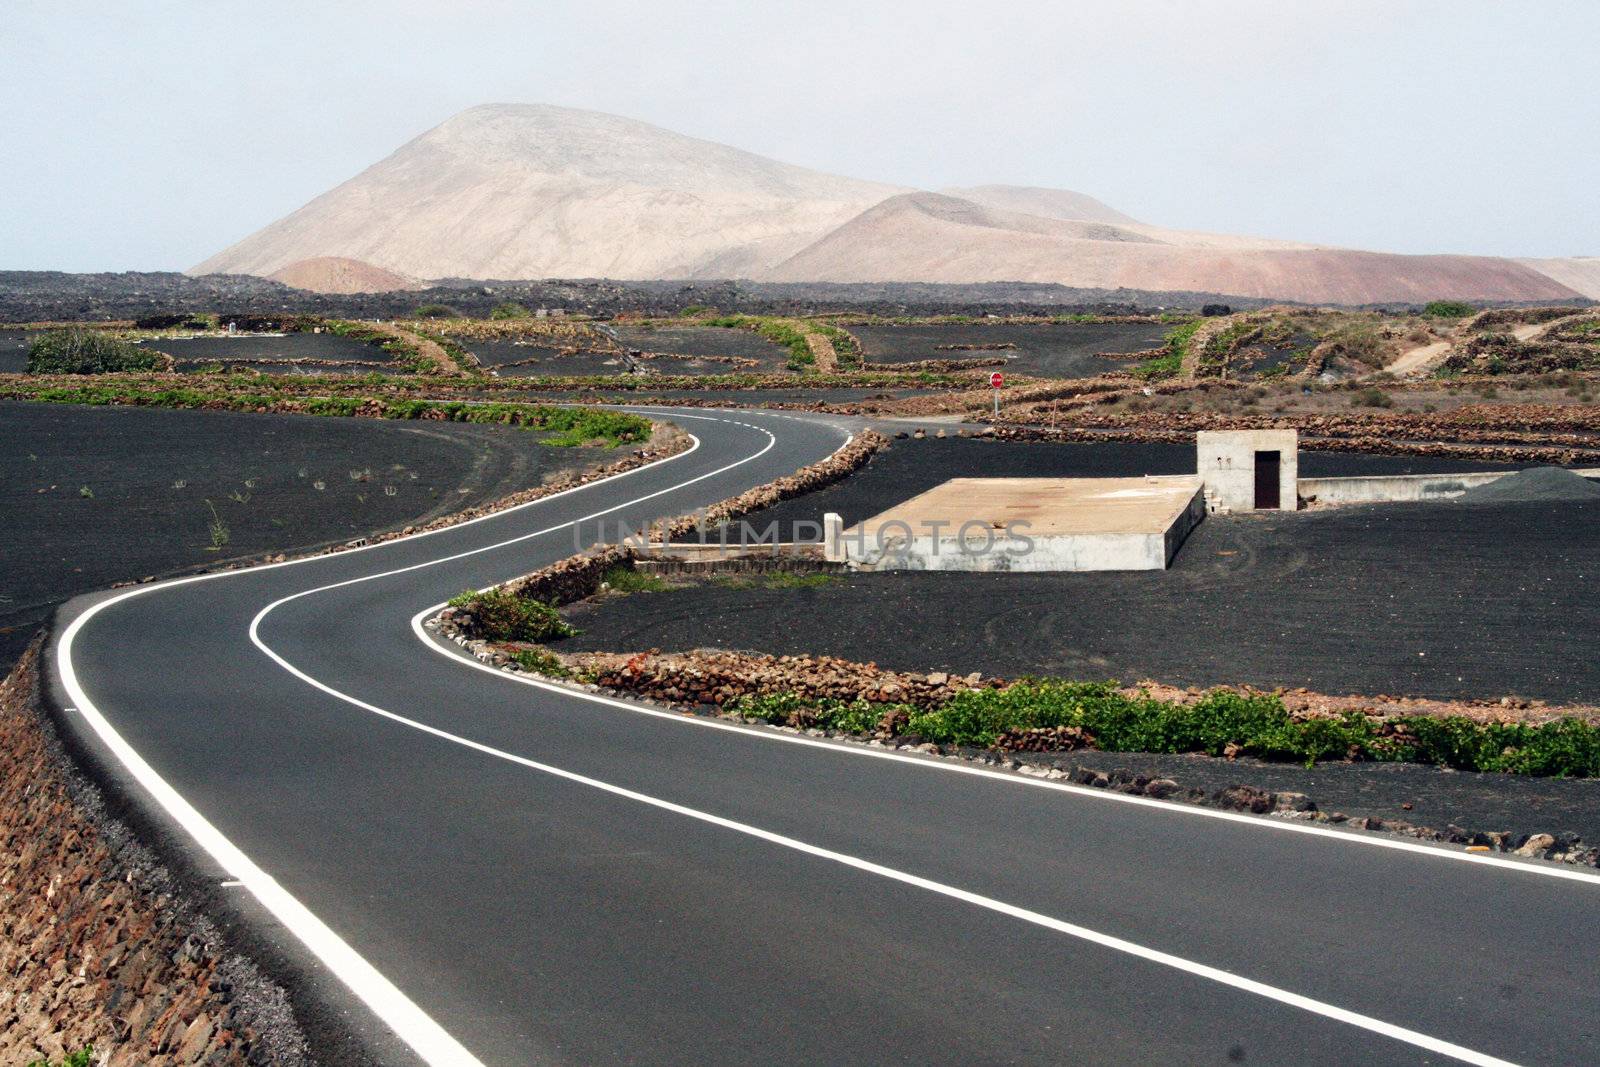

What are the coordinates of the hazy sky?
(5, 0, 1596, 271)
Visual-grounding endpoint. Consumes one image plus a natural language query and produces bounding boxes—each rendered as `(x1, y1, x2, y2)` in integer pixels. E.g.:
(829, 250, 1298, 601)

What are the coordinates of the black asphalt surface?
(50, 408, 1600, 1066)
(2, 400, 607, 672)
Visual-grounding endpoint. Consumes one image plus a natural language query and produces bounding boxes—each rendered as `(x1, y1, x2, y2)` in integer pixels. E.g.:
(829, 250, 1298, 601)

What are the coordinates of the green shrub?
(732, 692, 906, 734)
(490, 302, 531, 320)
(412, 303, 461, 319)
(448, 589, 577, 641)
(27, 1047, 94, 1067)
(1423, 300, 1476, 319)
(511, 647, 571, 677)
(28, 329, 163, 374)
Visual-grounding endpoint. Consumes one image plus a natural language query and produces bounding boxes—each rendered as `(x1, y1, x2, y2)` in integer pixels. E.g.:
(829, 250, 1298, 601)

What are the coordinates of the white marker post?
(990, 371, 1003, 418)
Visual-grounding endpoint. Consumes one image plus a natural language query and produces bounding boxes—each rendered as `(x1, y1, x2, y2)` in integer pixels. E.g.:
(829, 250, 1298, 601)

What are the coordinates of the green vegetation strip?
(0, 380, 651, 446)
(1133, 320, 1199, 380)
(703, 314, 817, 370)
(733, 681, 1600, 777)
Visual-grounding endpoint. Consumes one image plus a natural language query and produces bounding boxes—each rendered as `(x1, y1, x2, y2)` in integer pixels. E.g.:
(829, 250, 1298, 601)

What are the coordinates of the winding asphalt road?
(49, 408, 1600, 1066)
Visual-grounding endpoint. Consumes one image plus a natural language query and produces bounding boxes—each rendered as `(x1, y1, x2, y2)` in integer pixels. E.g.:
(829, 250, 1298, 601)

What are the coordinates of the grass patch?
(704, 314, 816, 370)
(712, 571, 841, 590)
(602, 565, 674, 593)
(510, 647, 571, 677)
(0, 379, 651, 447)
(448, 589, 577, 641)
(1133, 320, 1202, 380)
(734, 680, 1600, 777)
(28, 328, 164, 374)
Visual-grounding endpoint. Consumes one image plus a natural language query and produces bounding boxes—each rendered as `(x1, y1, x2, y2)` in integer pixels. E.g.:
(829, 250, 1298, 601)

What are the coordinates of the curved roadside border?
(252, 412, 1577, 1062)
(49, 416, 746, 1067)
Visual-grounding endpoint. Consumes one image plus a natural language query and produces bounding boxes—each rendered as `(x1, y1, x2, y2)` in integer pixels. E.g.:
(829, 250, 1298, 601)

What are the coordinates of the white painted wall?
(1197, 429, 1298, 511)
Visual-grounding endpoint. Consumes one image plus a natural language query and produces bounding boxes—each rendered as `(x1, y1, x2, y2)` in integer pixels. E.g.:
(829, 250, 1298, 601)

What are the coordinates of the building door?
(1254, 450, 1281, 509)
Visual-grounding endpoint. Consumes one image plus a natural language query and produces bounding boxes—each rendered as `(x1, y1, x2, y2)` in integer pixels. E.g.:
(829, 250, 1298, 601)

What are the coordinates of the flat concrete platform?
(843, 476, 1205, 571)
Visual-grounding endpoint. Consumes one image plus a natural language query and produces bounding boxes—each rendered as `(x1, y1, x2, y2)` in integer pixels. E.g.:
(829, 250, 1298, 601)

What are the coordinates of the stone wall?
(0, 641, 309, 1066)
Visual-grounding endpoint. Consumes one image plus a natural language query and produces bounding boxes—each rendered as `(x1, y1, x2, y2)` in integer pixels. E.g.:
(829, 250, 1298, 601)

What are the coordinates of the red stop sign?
(990, 372, 1004, 389)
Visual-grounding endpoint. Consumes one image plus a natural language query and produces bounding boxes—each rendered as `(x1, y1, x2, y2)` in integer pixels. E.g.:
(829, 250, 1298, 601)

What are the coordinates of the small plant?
(490, 301, 532, 320)
(204, 499, 230, 551)
(448, 589, 577, 641)
(412, 303, 461, 319)
(78, 485, 93, 498)
(27, 1044, 95, 1067)
(510, 647, 571, 677)
(1350, 387, 1394, 408)
(228, 489, 251, 504)
(601, 565, 672, 594)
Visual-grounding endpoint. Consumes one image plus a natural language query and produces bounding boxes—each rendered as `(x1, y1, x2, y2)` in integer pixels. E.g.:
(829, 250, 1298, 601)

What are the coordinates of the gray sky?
(5, 0, 1596, 271)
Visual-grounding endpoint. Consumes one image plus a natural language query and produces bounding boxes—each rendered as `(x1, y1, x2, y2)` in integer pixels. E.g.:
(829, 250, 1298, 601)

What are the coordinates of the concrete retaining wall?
(1299, 467, 1600, 506)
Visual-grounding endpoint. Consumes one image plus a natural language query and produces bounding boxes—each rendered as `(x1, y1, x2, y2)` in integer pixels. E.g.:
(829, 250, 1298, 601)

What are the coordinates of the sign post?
(990, 371, 1003, 418)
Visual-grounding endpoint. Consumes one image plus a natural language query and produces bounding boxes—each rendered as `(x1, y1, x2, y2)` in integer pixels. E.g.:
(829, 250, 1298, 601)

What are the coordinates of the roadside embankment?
(0, 640, 310, 1065)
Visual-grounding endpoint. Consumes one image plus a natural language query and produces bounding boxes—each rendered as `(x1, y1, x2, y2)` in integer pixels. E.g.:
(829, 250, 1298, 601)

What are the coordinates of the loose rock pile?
(567, 648, 994, 709)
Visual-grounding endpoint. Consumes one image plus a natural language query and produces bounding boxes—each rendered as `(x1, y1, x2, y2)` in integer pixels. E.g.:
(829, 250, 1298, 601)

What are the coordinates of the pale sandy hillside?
(268, 256, 420, 294)
(766, 191, 1581, 304)
(1516, 258, 1600, 299)
(941, 184, 1139, 226)
(193, 103, 906, 281)
(195, 103, 1590, 305)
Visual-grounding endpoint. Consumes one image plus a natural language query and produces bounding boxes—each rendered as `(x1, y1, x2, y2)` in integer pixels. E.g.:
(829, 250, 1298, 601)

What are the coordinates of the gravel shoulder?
(0, 400, 611, 670)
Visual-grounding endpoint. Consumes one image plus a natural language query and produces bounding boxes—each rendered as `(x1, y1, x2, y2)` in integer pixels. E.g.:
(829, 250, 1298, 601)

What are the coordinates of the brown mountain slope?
(766, 192, 1581, 305)
(267, 256, 420, 294)
(193, 103, 906, 281)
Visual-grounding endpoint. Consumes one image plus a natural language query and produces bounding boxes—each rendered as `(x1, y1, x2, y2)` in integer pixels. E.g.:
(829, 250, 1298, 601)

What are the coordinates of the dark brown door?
(1254, 450, 1280, 509)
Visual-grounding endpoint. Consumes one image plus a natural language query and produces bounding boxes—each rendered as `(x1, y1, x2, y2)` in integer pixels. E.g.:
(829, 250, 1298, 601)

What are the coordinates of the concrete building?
(842, 476, 1205, 572)
(1196, 429, 1298, 512)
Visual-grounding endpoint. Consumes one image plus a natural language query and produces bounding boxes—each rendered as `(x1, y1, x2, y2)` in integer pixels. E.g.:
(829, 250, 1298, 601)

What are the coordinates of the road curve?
(50, 408, 1600, 1066)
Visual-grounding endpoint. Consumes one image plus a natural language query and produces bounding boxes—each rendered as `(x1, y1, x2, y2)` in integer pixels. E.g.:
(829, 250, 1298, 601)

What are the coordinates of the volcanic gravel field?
(851, 321, 1170, 377)
(0, 400, 609, 671)
(153, 331, 393, 369)
(0, 330, 36, 372)
(469, 341, 628, 377)
(566, 496, 1600, 703)
(611, 324, 791, 370)
(742, 436, 1529, 534)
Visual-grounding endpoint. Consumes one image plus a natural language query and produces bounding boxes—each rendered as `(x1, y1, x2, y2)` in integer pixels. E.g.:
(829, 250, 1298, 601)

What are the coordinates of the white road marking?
(260, 609, 1520, 1065)
(59, 405, 1577, 1067)
(53, 411, 810, 1067)
(415, 616, 1600, 886)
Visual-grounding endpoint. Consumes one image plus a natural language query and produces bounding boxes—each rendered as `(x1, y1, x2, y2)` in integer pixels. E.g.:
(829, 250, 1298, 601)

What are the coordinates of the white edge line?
(409, 618, 1600, 887)
(261, 576, 1520, 1064)
(51, 409, 792, 1067)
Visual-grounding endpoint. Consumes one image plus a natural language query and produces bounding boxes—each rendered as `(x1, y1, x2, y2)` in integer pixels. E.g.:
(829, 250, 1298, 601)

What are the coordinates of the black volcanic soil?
(0, 330, 34, 373)
(611, 325, 791, 371)
(470, 341, 629, 377)
(852, 321, 1170, 377)
(155, 332, 393, 367)
(739, 437, 1529, 535)
(568, 496, 1600, 703)
(0, 400, 610, 671)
